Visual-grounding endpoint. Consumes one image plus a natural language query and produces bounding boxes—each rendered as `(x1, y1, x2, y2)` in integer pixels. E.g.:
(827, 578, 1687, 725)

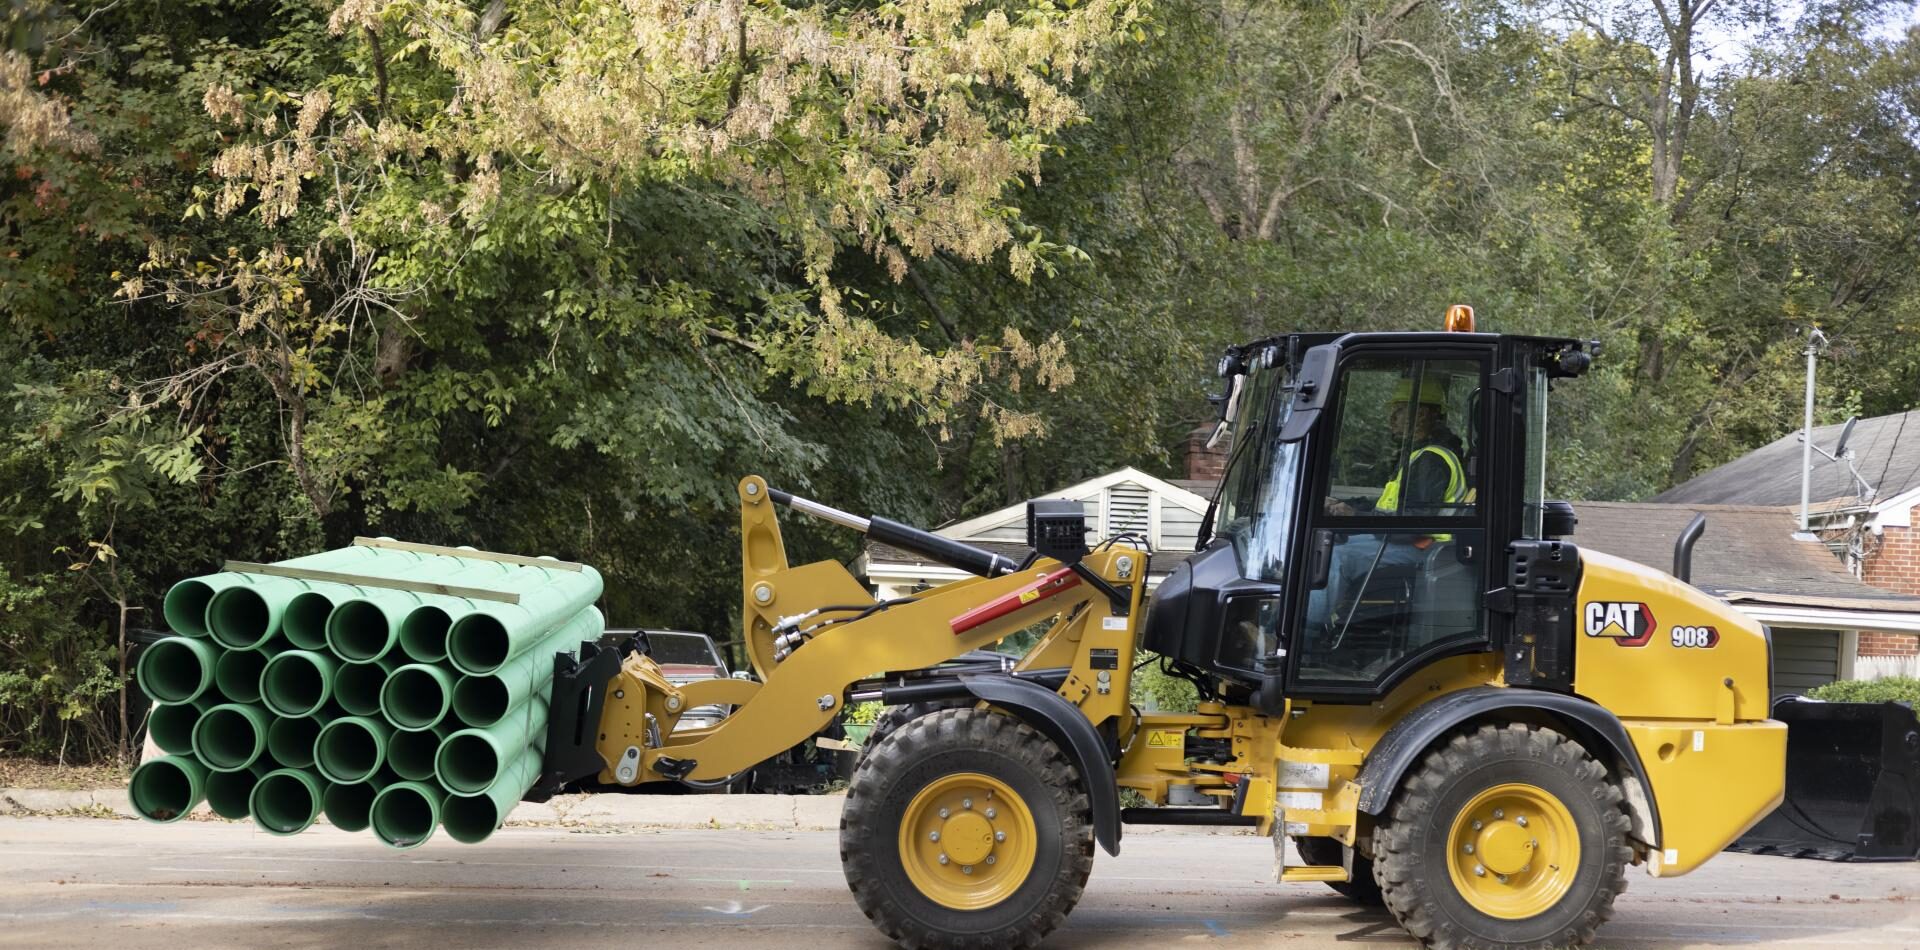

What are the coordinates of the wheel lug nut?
(1474, 865, 1486, 877)
(1516, 816, 1528, 827)
(995, 831, 1006, 842)
(1497, 873, 1510, 884)
(1472, 820, 1482, 830)
(986, 855, 996, 865)
(938, 854, 949, 865)
(1493, 808, 1504, 819)
(961, 865, 974, 875)
(1521, 866, 1531, 873)
(985, 808, 996, 819)
(962, 798, 973, 809)
(1463, 844, 1474, 854)
(939, 808, 949, 818)
(930, 832, 940, 842)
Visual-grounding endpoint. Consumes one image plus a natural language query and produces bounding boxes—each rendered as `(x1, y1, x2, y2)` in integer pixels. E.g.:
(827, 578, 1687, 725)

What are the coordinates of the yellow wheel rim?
(897, 772, 1039, 911)
(1446, 783, 1580, 920)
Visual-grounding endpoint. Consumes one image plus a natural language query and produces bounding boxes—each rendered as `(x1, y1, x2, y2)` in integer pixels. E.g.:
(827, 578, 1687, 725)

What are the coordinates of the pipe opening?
(382, 667, 449, 730)
(448, 615, 510, 675)
(267, 716, 321, 769)
(208, 587, 273, 649)
(328, 600, 393, 662)
(334, 662, 389, 717)
(283, 592, 335, 650)
(373, 785, 439, 848)
(317, 720, 384, 783)
(387, 728, 443, 782)
(138, 638, 212, 704)
(204, 769, 259, 820)
(400, 607, 452, 663)
(451, 676, 510, 727)
(263, 653, 330, 717)
(214, 648, 271, 704)
(147, 702, 201, 756)
(193, 706, 266, 771)
(129, 759, 198, 822)
(251, 771, 321, 835)
(441, 795, 504, 844)
(323, 781, 379, 833)
(437, 733, 500, 794)
(162, 580, 217, 638)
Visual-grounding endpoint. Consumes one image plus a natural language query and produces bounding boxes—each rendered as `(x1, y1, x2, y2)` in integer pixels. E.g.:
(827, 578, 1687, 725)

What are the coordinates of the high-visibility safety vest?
(1376, 444, 1468, 541)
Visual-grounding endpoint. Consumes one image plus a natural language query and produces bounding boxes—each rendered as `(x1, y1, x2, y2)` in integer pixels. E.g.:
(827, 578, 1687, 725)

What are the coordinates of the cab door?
(1288, 346, 1494, 700)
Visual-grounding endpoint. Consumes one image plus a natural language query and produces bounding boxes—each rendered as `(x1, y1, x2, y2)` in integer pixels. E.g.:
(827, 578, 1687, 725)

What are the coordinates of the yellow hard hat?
(1391, 376, 1448, 408)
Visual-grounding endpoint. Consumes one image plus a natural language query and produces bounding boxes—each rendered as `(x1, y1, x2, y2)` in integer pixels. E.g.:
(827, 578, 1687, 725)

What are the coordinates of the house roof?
(1653, 409, 1920, 509)
(1570, 501, 1920, 612)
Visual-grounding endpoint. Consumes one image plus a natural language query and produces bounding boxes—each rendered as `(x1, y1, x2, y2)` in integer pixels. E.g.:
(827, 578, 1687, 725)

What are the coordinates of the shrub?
(1806, 677, 1920, 705)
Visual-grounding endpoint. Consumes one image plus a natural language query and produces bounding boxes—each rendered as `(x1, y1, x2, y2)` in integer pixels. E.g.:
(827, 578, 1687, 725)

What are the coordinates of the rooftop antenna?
(1802, 414, 1877, 507)
(1795, 328, 1829, 539)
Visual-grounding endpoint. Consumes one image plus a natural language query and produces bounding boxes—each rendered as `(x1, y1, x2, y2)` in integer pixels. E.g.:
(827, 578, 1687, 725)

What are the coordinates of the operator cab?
(1142, 312, 1593, 707)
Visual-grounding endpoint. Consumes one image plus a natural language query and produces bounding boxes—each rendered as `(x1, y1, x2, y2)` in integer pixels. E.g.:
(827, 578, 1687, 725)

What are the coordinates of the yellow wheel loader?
(535, 314, 1788, 950)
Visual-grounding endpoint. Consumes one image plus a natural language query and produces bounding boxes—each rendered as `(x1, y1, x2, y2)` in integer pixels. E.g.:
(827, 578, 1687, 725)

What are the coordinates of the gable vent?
(1106, 483, 1151, 538)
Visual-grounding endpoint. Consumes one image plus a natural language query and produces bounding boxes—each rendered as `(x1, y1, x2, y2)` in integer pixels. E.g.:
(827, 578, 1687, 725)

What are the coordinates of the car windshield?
(647, 633, 721, 668)
(1212, 345, 1303, 583)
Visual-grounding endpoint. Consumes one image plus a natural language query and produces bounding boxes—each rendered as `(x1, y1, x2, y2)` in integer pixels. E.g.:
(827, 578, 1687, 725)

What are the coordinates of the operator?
(1306, 376, 1468, 635)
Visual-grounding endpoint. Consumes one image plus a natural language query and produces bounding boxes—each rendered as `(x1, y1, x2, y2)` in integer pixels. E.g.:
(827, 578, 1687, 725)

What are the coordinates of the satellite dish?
(1833, 416, 1859, 457)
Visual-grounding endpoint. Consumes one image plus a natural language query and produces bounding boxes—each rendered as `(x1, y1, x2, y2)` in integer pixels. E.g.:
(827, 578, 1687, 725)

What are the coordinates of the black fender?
(960, 673, 1122, 856)
(1353, 686, 1662, 846)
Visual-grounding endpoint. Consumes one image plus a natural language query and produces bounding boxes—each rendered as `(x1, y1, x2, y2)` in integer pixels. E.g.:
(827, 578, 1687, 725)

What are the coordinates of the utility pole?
(1799, 328, 1828, 533)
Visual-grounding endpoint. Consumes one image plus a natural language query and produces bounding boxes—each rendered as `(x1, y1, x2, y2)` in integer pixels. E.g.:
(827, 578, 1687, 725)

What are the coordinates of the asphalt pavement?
(0, 818, 1914, 949)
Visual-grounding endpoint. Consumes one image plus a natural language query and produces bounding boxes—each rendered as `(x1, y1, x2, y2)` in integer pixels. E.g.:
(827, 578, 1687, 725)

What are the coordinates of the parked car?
(602, 628, 732, 733)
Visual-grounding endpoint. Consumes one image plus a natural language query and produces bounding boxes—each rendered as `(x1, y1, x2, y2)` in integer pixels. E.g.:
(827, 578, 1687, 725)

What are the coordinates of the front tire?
(1373, 723, 1631, 949)
(841, 708, 1095, 949)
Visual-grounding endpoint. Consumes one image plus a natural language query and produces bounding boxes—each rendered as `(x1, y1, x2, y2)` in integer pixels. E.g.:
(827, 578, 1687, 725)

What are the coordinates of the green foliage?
(1129, 656, 1198, 714)
(845, 701, 886, 727)
(1807, 678, 1920, 705)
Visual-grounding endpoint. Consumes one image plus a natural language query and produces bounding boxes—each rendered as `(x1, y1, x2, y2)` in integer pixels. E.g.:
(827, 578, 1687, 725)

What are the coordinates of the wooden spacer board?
(349, 537, 583, 572)
(220, 561, 521, 604)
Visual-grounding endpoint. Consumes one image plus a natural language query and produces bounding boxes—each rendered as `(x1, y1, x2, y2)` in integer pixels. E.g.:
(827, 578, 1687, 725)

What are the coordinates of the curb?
(2, 786, 848, 831)
(3, 787, 1255, 835)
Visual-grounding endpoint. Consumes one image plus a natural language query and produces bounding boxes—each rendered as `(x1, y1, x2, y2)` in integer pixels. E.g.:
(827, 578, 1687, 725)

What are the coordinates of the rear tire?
(841, 708, 1094, 949)
(1295, 835, 1383, 906)
(1373, 723, 1630, 949)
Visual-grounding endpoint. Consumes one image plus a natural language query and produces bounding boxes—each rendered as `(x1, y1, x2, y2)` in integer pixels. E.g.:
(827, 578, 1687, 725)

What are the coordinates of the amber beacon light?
(1444, 304, 1476, 332)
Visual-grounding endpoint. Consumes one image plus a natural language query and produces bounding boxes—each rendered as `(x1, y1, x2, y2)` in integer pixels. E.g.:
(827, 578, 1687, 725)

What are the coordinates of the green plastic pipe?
(200, 546, 413, 649)
(315, 715, 394, 785)
(266, 714, 323, 769)
(250, 767, 327, 836)
(385, 723, 449, 782)
(204, 765, 266, 820)
(441, 744, 542, 844)
(446, 564, 604, 675)
(191, 702, 271, 772)
(213, 641, 284, 704)
(380, 663, 456, 731)
(451, 609, 597, 726)
(371, 780, 446, 850)
(137, 636, 219, 705)
(128, 754, 208, 823)
(333, 657, 394, 717)
(261, 649, 339, 718)
(329, 553, 519, 663)
(436, 694, 549, 795)
(321, 767, 396, 833)
(146, 699, 207, 756)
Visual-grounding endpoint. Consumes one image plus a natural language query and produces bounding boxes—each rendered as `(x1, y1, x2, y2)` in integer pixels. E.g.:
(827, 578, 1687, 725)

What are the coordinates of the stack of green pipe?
(129, 541, 604, 849)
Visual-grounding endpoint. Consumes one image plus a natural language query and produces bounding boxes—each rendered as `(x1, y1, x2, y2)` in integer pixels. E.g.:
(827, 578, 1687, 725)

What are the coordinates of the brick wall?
(1185, 424, 1229, 482)
(1860, 507, 1920, 657)
(1858, 630, 1919, 657)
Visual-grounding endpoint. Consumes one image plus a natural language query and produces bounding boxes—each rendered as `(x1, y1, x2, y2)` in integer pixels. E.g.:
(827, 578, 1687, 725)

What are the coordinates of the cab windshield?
(1213, 346, 1303, 582)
